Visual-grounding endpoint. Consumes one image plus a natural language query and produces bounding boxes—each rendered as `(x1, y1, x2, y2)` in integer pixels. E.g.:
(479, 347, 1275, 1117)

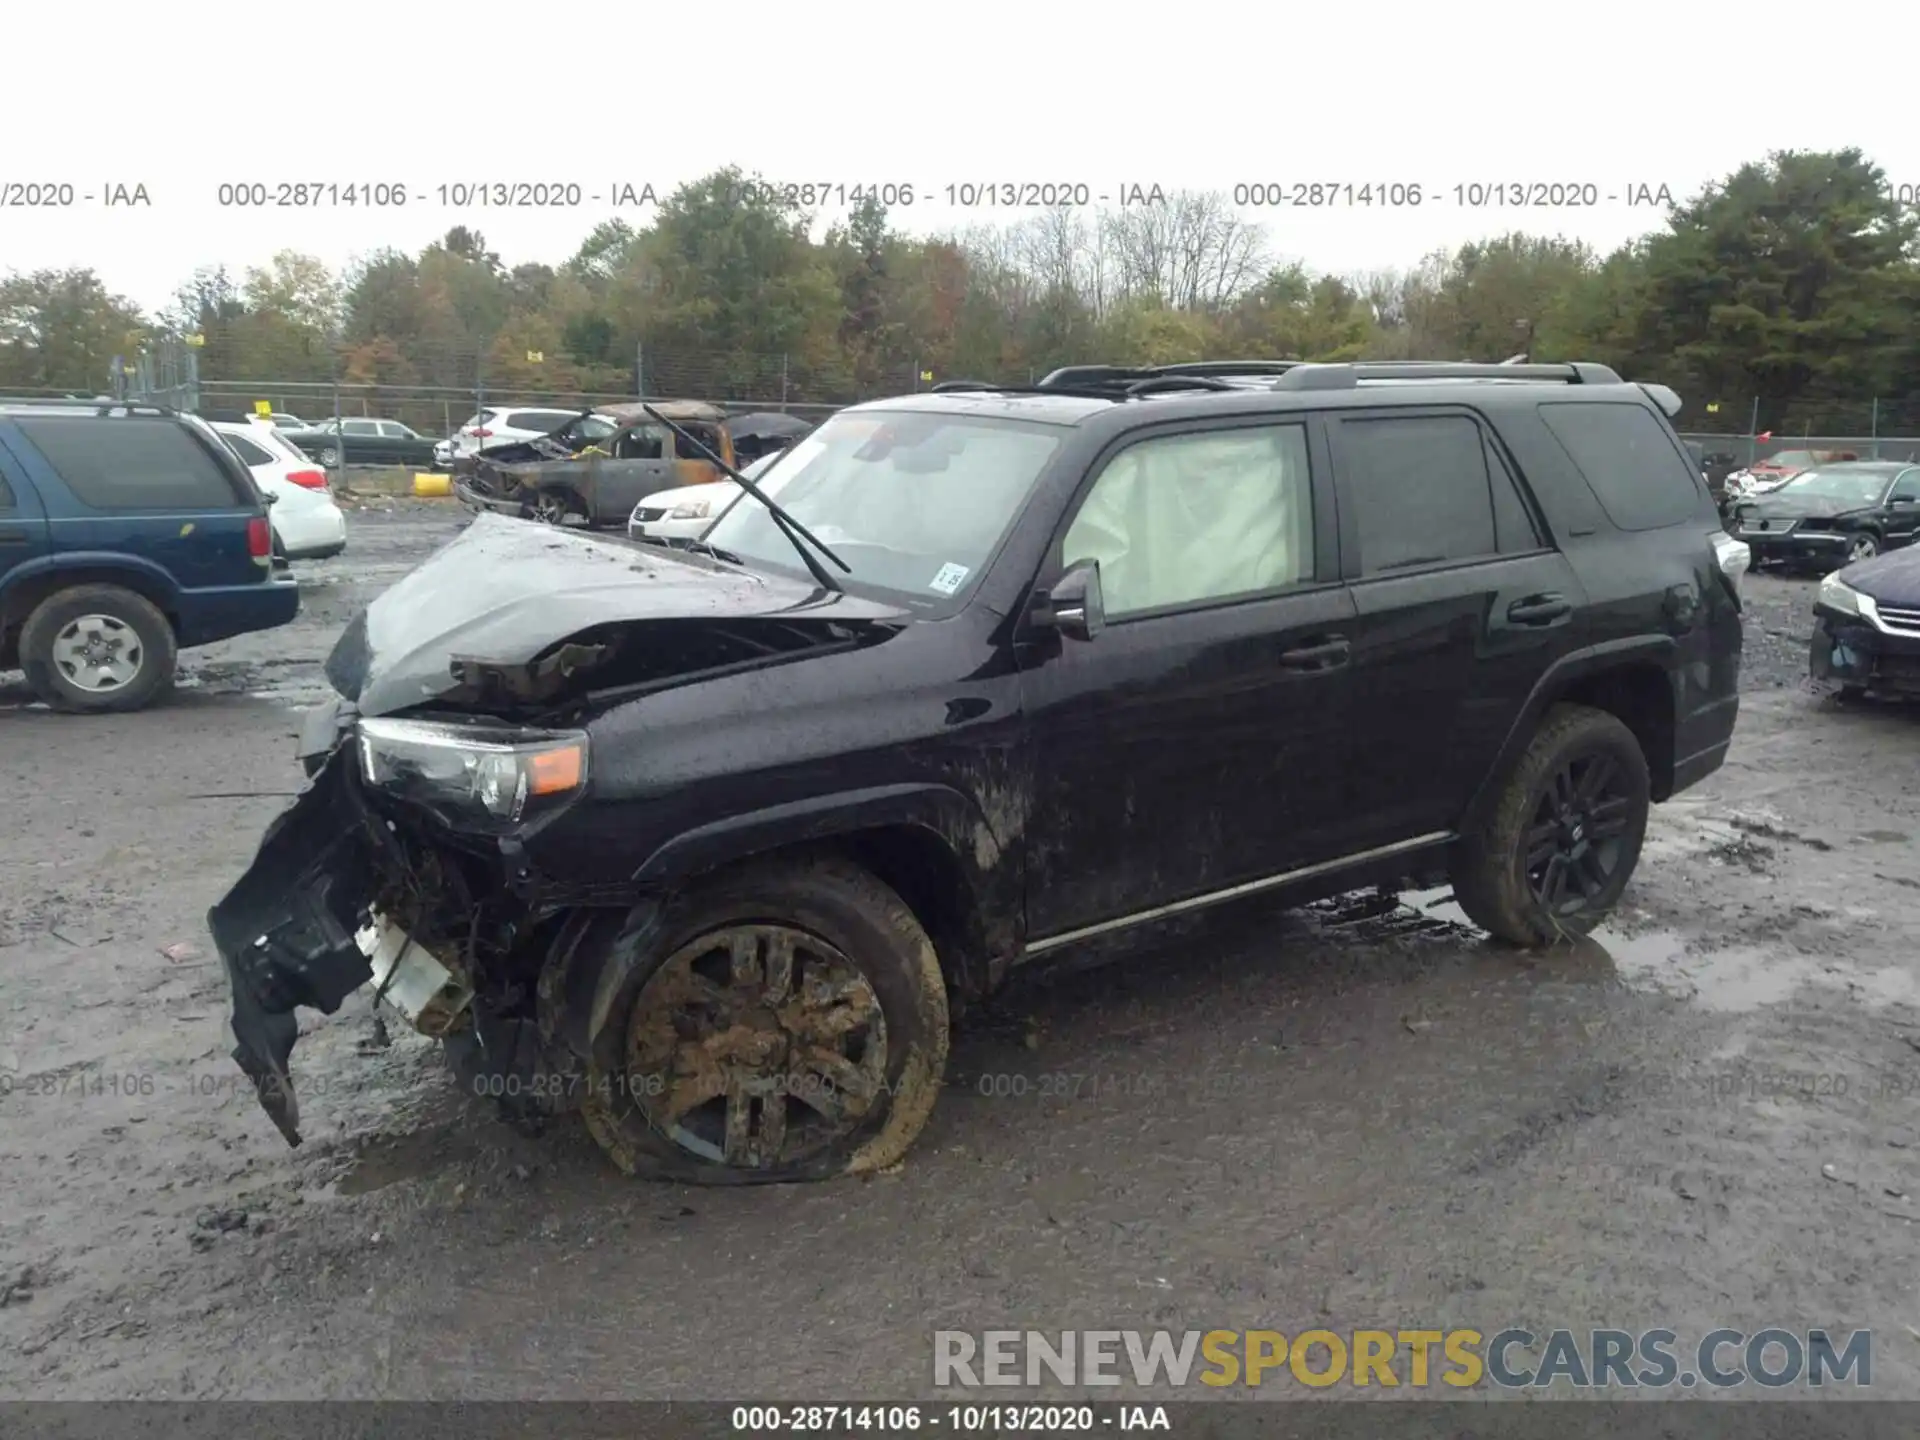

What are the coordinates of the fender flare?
(0, 551, 184, 619)
(630, 781, 998, 895)
(1458, 635, 1677, 834)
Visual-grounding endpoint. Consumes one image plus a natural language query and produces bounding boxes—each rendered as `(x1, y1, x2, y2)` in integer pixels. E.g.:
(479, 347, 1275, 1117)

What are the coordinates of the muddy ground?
(2, 510, 1918, 1401)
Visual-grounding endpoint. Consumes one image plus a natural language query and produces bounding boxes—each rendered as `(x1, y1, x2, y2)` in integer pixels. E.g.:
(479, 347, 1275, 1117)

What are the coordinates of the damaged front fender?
(206, 755, 380, 1144)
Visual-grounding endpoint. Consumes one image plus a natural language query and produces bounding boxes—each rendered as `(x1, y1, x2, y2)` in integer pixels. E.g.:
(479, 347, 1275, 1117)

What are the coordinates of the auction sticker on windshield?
(929, 562, 970, 594)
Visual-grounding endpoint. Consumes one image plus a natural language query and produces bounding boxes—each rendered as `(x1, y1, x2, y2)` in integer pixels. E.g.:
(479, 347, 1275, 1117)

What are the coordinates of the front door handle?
(1506, 594, 1572, 626)
(0, 527, 28, 546)
(1278, 636, 1351, 671)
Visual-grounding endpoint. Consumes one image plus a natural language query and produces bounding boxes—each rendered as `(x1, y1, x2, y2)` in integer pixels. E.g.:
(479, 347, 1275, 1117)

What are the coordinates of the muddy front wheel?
(580, 858, 949, 1184)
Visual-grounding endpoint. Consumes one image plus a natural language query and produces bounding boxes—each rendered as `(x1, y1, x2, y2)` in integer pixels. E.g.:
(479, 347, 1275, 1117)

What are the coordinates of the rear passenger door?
(1328, 409, 1587, 846)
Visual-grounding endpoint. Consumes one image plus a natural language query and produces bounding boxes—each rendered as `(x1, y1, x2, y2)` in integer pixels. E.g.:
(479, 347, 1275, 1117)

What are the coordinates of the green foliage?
(8, 151, 1920, 430)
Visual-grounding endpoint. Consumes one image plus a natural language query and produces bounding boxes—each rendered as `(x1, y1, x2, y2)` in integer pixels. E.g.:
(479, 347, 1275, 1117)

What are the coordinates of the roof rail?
(1271, 361, 1622, 391)
(0, 395, 176, 416)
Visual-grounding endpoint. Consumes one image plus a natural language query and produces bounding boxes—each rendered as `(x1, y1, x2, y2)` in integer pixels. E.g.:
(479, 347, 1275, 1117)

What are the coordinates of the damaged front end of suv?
(206, 510, 921, 1163)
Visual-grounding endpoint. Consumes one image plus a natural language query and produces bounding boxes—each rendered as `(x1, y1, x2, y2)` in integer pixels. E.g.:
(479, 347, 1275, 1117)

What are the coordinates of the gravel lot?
(3, 508, 1919, 1401)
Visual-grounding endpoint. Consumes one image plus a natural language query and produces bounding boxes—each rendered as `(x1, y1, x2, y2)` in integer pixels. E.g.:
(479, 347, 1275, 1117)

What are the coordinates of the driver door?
(1886, 467, 1920, 547)
(1016, 419, 1360, 942)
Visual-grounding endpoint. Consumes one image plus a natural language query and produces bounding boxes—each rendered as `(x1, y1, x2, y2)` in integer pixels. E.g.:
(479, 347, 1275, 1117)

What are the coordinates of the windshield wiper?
(631, 532, 745, 565)
(638, 403, 849, 594)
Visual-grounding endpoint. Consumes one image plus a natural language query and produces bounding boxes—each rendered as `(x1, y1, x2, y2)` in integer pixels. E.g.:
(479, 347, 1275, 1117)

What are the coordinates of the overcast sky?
(5, 0, 1913, 314)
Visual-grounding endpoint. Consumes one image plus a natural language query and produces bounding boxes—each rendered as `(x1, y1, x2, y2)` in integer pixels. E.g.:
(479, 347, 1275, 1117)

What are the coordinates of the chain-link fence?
(119, 328, 1920, 457)
(123, 332, 944, 435)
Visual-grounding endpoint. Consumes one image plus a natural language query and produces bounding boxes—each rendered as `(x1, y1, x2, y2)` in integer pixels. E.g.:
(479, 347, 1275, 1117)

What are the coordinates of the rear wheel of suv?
(19, 584, 176, 713)
(578, 856, 950, 1184)
(1449, 703, 1651, 946)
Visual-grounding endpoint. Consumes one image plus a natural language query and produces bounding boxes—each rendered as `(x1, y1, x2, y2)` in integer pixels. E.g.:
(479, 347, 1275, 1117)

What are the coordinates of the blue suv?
(0, 401, 300, 712)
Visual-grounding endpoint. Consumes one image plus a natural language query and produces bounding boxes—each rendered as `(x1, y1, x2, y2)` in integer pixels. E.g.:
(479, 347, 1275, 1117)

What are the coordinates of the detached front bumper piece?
(206, 756, 379, 1145)
(453, 474, 532, 518)
(1810, 612, 1920, 695)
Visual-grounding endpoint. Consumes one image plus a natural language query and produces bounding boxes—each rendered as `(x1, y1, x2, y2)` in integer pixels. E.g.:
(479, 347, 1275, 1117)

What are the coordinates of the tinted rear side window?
(0, 472, 14, 507)
(224, 432, 276, 466)
(13, 417, 244, 509)
(1537, 401, 1701, 531)
(1338, 414, 1500, 576)
(506, 410, 575, 431)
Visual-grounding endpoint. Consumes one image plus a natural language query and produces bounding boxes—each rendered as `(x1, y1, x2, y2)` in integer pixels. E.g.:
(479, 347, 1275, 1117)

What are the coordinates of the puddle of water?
(1403, 888, 1911, 1015)
(1598, 928, 1917, 1013)
(1597, 931, 1797, 1011)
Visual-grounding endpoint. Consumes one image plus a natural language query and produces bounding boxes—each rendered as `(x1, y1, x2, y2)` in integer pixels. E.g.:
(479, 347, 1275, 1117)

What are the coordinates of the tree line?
(2, 148, 1918, 434)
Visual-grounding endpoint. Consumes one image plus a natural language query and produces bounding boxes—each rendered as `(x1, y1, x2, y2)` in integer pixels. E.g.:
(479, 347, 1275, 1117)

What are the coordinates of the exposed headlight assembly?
(1817, 572, 1861, 617)
(355, 717, 589, 833)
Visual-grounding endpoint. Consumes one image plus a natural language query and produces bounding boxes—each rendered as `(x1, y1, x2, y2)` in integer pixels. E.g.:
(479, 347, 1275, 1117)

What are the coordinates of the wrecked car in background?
(453, 401, 737, 529)
(1728, 460, 1920, 572)
(208, 358, 1742, 1187)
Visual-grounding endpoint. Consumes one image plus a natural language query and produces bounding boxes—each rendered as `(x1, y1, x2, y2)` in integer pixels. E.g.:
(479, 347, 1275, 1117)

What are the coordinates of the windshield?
(704, 410, 1065, 602)
(1776, 469, 1890, 507)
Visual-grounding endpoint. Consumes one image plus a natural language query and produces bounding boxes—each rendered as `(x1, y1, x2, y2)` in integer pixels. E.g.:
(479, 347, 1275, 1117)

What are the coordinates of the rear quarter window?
(12, 416, 246, 509)
(1537, 401, 1703, 531)
(506, 410, 575, 431)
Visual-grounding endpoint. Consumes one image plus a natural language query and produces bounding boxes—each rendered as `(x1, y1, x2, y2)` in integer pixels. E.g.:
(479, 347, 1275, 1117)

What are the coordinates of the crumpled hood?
(1840, 544, 1920, 605)
(325, 512, 909, 716)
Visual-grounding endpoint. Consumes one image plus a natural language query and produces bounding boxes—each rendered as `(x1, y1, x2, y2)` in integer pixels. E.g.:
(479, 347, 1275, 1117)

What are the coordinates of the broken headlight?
(1817, 573, 1868, 619)
(355, 717, 589, 834)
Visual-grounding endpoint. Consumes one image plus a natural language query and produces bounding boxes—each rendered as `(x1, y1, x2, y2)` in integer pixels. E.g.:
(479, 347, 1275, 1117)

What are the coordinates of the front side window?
(613, 424, 669, 460)
(705, 410, 1065, 603)
(1061, 424, 1314, 618)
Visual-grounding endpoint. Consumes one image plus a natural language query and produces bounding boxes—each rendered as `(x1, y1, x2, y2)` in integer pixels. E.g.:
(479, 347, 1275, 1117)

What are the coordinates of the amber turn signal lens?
(526, 744, 586, 796)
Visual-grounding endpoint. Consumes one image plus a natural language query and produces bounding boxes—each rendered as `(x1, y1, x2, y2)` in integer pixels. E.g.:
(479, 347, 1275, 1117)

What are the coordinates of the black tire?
(18, 584, 176, 714)
(578, 856, 949, 1184)
(1448, 703, 1651, 947)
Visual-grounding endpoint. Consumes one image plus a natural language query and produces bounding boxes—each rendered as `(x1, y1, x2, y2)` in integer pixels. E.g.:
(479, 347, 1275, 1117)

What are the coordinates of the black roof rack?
(1038, 360, 1304, 391)
(1270, 361, 1623, 391)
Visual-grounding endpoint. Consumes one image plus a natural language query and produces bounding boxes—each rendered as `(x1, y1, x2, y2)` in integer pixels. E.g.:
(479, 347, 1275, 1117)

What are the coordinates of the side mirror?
(1891, 495, 1916, 506)
(1035, 559, 1105, 642)
(260, 492, 278, 506)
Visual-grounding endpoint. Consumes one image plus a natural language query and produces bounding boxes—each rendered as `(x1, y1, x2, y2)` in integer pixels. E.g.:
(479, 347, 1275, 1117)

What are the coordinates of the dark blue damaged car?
(206, 364, 1744, 1186)
(1811, 537, 1920, 699)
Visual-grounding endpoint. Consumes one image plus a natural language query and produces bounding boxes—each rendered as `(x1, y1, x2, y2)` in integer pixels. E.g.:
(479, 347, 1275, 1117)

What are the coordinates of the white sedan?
(627, 450, 788, 545)
(213, 419, 349, 559)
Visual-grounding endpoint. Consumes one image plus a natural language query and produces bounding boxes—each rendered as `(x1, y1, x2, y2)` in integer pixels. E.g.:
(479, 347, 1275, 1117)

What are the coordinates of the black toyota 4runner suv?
(209, 359, 1746, 1183)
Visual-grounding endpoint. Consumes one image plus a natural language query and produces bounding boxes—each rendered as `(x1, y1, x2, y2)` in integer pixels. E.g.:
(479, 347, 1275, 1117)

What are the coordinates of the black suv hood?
(325, 513, 910, 716)
(1838, 545, 1920, 606)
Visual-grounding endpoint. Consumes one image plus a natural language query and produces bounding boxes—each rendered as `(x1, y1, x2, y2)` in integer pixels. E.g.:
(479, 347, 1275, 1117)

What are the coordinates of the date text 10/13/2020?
(730, 1406, 1170, 1432)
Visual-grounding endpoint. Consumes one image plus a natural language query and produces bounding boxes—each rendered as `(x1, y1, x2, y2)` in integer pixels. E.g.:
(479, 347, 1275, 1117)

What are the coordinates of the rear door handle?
(1278, 636, 1351, 671)
(0, 527, 28, 546)
(1506, 594, 1572, 626)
